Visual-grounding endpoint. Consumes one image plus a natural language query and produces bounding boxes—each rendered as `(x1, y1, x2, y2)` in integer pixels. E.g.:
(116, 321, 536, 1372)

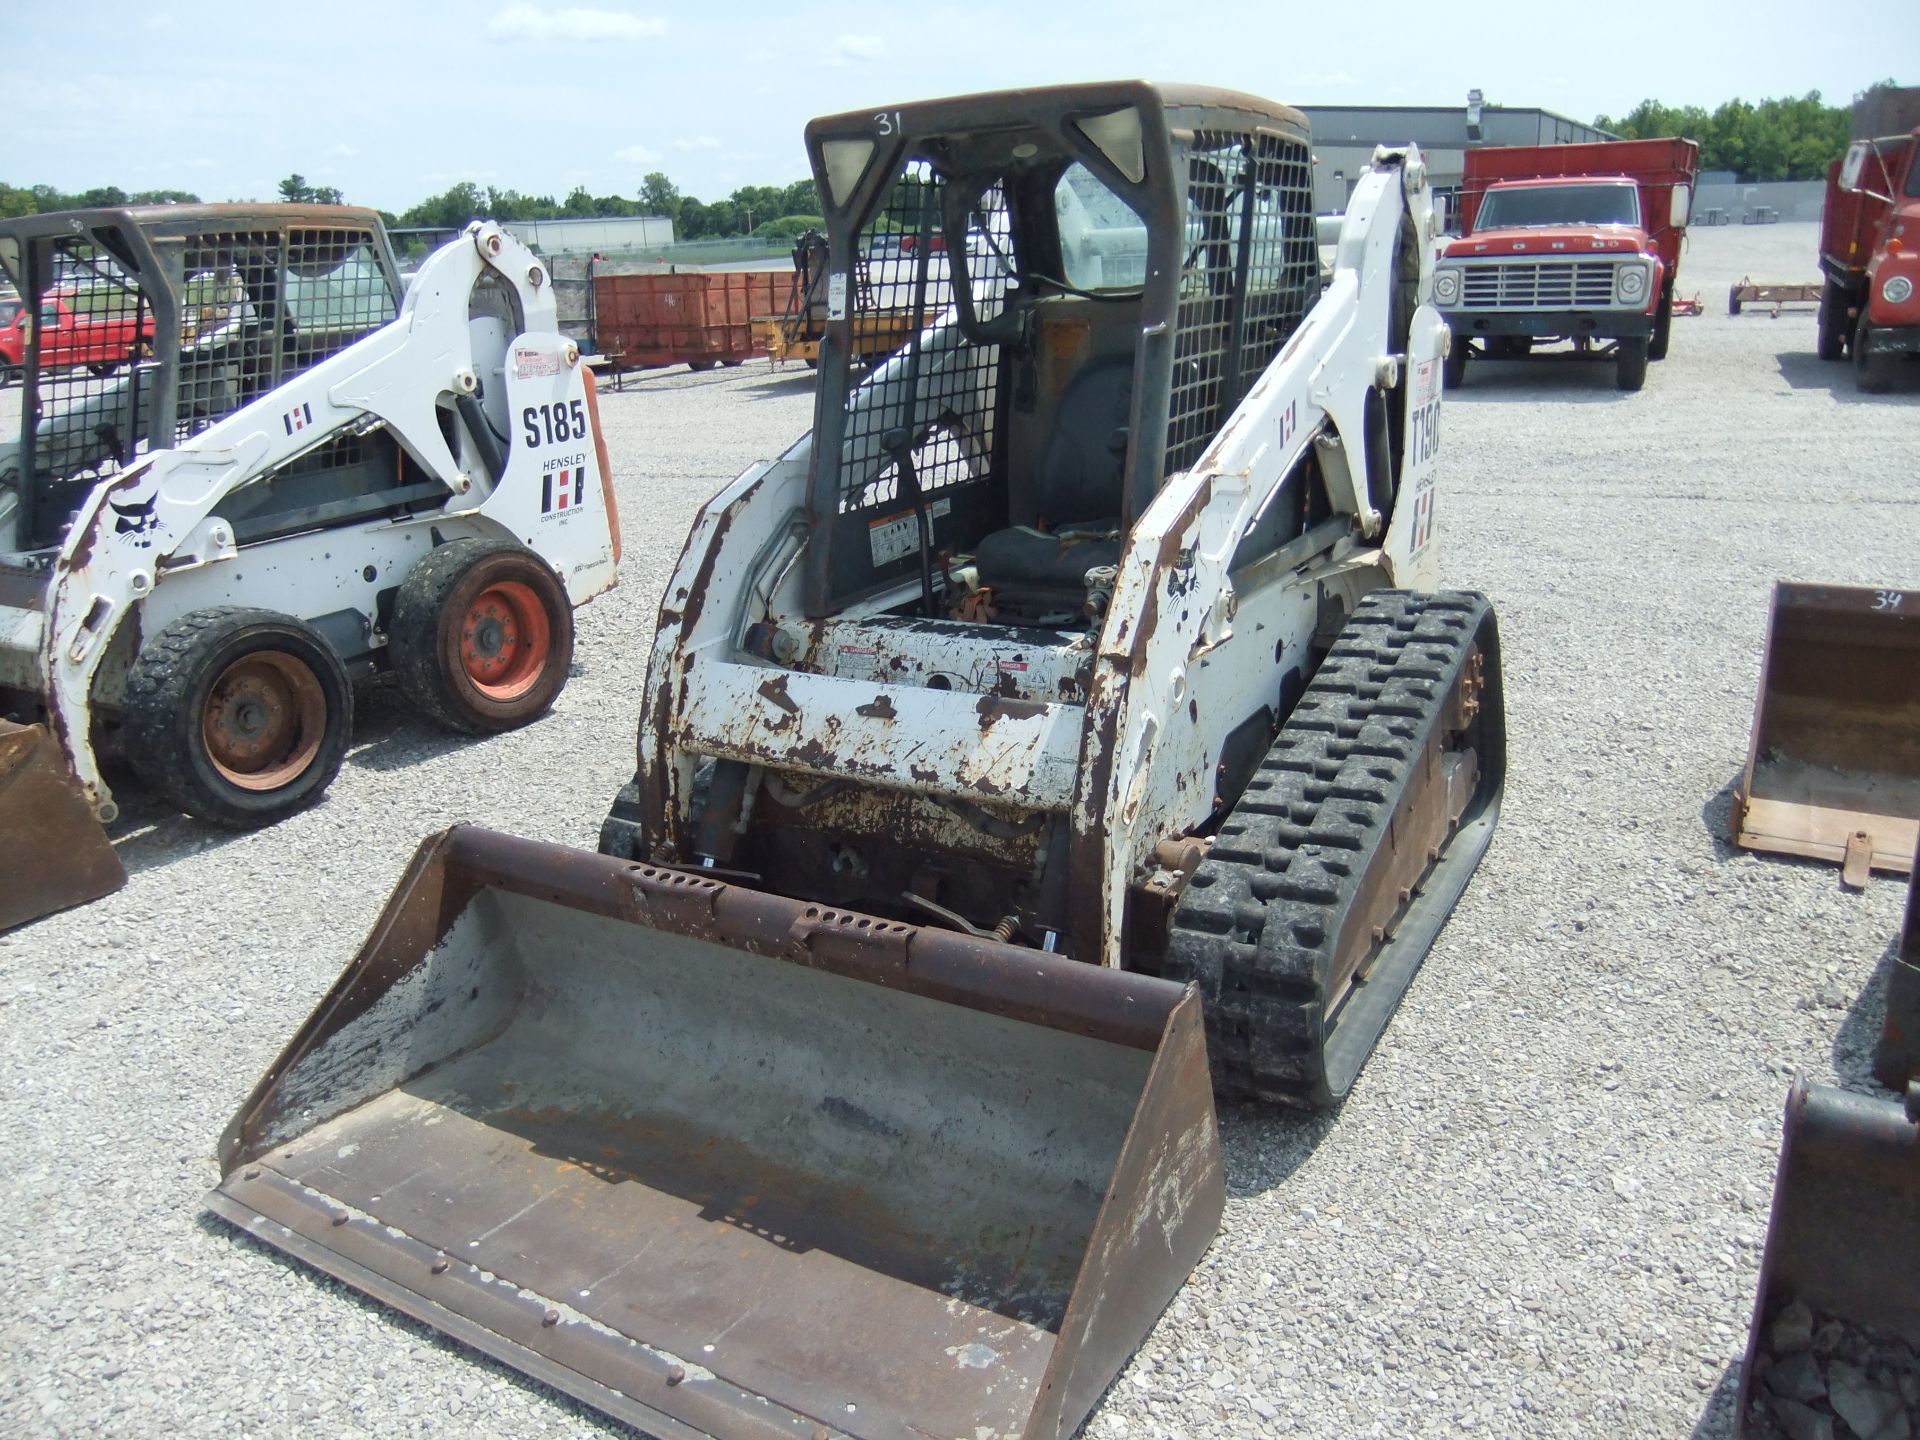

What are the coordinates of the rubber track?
(1165, 590, 1494, 1107)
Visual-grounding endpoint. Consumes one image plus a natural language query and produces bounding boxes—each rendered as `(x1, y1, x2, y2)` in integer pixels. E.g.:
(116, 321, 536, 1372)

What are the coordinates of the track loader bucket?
(209, 827, 1223, 1440)
(1735, 1079, 1920, 1438)
(1733, 583, 1920, 885)
(0, 720, 125, 932)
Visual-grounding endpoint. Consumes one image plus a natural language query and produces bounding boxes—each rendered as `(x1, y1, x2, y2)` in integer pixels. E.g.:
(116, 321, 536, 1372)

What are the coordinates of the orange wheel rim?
(460, 580, 552, 701)
(201, 651, 327, 791)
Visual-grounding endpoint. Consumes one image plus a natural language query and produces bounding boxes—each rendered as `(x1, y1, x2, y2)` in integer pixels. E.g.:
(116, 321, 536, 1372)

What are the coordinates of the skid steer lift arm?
(35, 224, 586, 820)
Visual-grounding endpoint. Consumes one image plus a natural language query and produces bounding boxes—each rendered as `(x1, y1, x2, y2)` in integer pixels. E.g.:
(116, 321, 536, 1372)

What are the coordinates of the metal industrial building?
(1301, 93, 1616, 217)
(499, 213, 675, 256)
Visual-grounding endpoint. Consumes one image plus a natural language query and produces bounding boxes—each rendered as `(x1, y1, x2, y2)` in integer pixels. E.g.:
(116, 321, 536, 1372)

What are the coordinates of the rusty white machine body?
(213, 85, 1504, 1440)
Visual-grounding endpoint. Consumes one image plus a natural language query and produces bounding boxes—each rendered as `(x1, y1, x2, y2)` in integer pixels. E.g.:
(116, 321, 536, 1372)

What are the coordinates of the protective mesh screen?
(838, 163, 1011, 514)
(24, 236, 154, 494)
(1166, 129, 1316, 476)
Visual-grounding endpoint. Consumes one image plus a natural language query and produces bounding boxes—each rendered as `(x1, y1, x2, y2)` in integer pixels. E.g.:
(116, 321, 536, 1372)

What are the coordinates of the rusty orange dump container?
(593, 270, 791, 371)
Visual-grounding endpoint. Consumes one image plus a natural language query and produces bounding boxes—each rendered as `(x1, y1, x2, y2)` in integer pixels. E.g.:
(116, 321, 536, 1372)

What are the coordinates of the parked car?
(0, 289, 155, 384)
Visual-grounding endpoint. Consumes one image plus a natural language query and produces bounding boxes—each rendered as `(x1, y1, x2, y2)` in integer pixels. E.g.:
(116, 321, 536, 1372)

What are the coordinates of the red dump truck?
(1817, 128, 1920, 391)
(1435, 138, 1700, 391)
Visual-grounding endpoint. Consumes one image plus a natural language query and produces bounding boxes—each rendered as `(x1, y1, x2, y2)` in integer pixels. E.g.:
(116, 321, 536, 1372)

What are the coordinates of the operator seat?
(972, 354, 1132, 598)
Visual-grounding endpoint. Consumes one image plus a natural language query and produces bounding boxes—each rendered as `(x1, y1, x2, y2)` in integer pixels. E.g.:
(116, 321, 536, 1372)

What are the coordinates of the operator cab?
(799, 81, 1322, 627)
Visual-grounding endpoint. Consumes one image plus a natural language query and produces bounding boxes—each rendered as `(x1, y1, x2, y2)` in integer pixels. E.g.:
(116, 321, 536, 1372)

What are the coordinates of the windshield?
(1054, 162, 1149, 290)
(0, 298, 18, 327)
(1476, 183, 1641, 230)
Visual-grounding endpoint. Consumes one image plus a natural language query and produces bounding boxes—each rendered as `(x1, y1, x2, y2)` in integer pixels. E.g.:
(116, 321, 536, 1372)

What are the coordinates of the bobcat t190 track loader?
(0, 208, 618, 928)
(212, 84, 1503, 1440)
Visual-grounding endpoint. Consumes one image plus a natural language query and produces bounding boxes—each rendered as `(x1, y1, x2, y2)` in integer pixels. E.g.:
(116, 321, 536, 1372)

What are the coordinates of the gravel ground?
(3, 220, 1918, 1439)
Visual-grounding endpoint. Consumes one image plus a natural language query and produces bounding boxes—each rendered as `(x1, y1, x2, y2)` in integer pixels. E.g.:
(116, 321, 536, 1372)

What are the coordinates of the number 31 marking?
(875, 111, 903, 136)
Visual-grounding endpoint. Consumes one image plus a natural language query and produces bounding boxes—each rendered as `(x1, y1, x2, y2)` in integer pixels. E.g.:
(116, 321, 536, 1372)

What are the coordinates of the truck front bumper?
(1442, 310, 1654, 341)
(1860, 323, 1920, 358)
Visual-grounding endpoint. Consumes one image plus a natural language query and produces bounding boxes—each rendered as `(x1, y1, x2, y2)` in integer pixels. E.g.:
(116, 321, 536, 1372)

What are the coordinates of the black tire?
(688, 359, 717, 372)
(1615, 336, 1649, 391)
(87, 361, 118, 378)
(1442, 340, 1467, 390)
(722, 358, 744, 368)
(1648, 292, 1673, 361)
(1854, 313, 1892, 394)
(1817, 280, 1848, 361)
(0, 363, 19, 389)
(1489, 337, 1534, 359)
(1728, 287, 1743, 316)
(122, 607, 352, 828)
(390, 537, 574, 735)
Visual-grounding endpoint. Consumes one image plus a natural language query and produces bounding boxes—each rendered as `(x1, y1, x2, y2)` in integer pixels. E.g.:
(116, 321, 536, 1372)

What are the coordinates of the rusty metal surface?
(0, 720, 125, 932)
(1878, 853, 1920, 1091)
(212, 827, 1222, 1440)
(1733, 583, 1920, 879)
(1735, 1079, 1920, 1436)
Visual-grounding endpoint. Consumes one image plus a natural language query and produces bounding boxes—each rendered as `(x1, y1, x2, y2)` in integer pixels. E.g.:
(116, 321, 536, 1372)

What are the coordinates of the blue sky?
(5, 0, 1917, 210)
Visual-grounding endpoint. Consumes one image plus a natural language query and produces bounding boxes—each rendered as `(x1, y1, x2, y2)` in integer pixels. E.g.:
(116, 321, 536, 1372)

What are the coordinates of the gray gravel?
(4, 220, 1919, 1439)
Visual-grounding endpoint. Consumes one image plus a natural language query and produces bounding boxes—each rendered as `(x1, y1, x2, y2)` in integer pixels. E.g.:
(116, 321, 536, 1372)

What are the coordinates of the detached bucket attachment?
(0, 719, 125, 932)
(1877, 854, 1920, 1092)
(1736, 1080, 1920, 1438)
(209, 828, 1223, 1440)
(1733, 583, 1920, 886)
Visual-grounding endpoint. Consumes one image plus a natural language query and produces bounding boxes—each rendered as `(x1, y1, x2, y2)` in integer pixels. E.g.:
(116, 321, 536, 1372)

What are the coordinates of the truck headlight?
(1433, 268, 1460, 305)
(1616, 264, 1649, 303)
(1886, 274, 1915, 305)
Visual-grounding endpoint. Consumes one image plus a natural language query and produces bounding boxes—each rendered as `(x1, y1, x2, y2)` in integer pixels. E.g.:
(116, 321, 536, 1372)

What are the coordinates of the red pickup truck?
(1818, 127, 1920, 391)
(0, 290, 155, 385)
(1433, 138, 1699, 392)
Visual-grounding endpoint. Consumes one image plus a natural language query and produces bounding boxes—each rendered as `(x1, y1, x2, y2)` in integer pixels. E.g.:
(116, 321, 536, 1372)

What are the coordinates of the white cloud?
(486, 5, 664, 43)
(330, 143, 358, 158)
(615, 144, 661, 165)
(183, 157, 216, 170)
(826, 32, 884, 66)
(669, 136, 720, 152)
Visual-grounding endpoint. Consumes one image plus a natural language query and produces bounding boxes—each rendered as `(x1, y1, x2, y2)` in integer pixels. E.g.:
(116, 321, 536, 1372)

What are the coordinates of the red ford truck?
(0, 289, 154, 385)
(1818, 127, 1920, 391)
(1434, 138, 1700, 392)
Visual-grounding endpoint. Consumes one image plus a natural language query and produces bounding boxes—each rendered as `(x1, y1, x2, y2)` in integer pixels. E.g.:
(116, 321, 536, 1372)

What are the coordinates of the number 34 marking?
(1872, 590, 1906, 611)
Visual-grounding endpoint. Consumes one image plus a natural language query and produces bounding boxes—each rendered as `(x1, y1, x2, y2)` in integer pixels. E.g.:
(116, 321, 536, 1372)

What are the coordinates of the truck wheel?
(1648, 293, 1673, 362)
(123, 607, 352, 828)
(688, 360, 717, 372)
(1443, 341, 1467, 390)
(391, 538, 574, 734)
(1728, 286, 1743, 316)
(0, 363, 19, 389)
(1853, 314, 1892, 394)
(1615, 336, 1650, 392)
(1817, 281, 1848, 362)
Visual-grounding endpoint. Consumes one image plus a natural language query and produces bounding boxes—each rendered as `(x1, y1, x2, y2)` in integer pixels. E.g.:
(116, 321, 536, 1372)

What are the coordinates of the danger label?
(828, 272, 849, 320)
(514, 347, 565, 379)
(868, 498, 951, 566)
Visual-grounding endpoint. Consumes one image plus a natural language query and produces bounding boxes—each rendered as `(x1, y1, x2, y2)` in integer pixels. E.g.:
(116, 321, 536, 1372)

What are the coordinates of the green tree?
(1593, 91, 1851, 181)
(638, 172, 682, 223)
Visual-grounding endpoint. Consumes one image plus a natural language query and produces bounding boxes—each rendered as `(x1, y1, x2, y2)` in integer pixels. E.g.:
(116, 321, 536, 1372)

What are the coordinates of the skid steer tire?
(1615, 336, 1650, 391)
(123, 607, 352, 828)
(391, 538, 574, 735)
(1166, 591, 1504, 1108)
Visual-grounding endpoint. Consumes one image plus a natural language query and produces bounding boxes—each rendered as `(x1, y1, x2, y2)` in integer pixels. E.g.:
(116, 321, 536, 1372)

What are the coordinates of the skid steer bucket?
(209, 827, 1223, 1440)
(1733, 582, 1920, 885)
(1735, 1079, 1920, 1438)
(0, 720, 126, 932)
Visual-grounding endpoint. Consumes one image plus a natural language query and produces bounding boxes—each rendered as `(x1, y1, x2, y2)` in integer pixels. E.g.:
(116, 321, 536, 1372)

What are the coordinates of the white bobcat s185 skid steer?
(210, 85, 1502, 1440)
(0, 208, 617, 930)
